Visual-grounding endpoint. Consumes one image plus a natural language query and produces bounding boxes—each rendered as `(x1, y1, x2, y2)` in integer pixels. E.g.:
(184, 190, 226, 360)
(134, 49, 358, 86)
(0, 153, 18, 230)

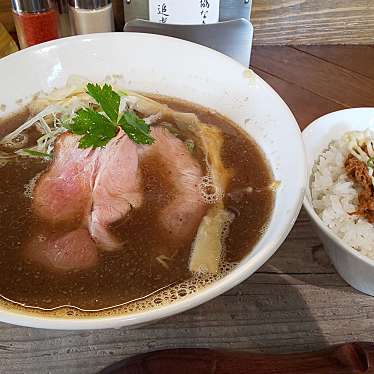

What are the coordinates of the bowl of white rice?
(303, 108, 374, 296)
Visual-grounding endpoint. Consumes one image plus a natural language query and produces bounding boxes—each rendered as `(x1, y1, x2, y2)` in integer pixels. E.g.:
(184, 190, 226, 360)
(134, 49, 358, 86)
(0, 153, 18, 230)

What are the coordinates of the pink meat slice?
(29, 125, 205, 271)
(32, 133, 98, 226)
(142, 127, 206, 240)
(25, 228, 98, 272)
(32, 130, 142, 252)
(89, 130, 143, 251)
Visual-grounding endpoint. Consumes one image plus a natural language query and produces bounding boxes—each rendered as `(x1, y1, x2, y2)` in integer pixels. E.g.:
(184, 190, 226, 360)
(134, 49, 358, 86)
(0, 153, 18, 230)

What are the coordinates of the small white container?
(303, 108, 374, 296)
(69, 0, 114, 34)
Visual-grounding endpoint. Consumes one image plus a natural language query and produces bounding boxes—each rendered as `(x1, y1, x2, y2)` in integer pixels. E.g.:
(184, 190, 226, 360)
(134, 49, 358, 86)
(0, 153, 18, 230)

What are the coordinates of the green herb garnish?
(86, 83, 121, 123)
(70, 83, 154, 149)
(23, 149, 52, 159)
(368, 157, 374, 168)
(117, 89, 128, 97)
(119, 112, 154, 145)
(69, 108, 117, 149)
(185, 139, 195, 153)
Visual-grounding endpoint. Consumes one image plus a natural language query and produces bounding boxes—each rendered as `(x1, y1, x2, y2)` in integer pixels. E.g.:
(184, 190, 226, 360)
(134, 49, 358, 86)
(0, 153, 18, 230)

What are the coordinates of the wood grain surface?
(0, 46, 374, 374)
(2, 0, 374, 44)
(251, 0, 374, 45)
(0, 0, 13, 33)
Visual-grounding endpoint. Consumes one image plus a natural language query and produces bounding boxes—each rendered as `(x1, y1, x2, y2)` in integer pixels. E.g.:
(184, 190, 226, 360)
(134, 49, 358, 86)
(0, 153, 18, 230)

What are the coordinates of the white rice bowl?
(311, 130, 374, 258)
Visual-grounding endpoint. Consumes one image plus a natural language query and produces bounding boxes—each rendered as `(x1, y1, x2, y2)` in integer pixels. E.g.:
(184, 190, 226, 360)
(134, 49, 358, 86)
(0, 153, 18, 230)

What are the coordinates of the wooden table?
(1, 46, 374, 374)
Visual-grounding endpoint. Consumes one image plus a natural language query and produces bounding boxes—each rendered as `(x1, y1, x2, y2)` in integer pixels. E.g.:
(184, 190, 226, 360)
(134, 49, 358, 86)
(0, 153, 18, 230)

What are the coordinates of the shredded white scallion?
(0, 86, 101, 159)
(0, 105, 60, 145)
(156, 255, 172, 269)
(0, 79, 143, 163)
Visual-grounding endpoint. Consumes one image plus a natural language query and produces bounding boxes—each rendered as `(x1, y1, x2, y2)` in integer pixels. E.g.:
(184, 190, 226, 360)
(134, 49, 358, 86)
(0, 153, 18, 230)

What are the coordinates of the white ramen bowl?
(303, 108, 374, 296)
(0, 33, 306, 329)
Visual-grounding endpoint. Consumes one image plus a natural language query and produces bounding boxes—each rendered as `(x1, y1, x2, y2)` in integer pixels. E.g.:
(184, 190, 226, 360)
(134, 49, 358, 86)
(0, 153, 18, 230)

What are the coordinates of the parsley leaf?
(119, 112, 154, 145)
(69, 83, 154, 148)
(70, 108, 117, 149)
(86, 83, 120, 122)
(368, 156, 374, 168)
(185, 139, 195, 153)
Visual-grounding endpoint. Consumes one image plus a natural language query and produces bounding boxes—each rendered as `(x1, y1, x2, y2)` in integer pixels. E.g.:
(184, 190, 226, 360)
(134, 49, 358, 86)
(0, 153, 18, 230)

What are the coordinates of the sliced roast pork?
(30, 125, 206, 271)
(89, 130, 143, 250)
(25, 228, 98, 272)
(141, 127, 206, 240)
(32, 133, 98, 226)
(31, 130, 143, 269)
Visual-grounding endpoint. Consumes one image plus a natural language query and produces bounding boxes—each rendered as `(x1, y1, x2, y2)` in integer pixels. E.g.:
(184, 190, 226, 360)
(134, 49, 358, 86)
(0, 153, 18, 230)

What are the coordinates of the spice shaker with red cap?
(12, 0, 61, 49)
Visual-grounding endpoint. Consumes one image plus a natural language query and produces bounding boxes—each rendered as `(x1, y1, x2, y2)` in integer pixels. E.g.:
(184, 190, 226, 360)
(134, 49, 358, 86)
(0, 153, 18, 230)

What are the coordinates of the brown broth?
(0, 96, 274, 315)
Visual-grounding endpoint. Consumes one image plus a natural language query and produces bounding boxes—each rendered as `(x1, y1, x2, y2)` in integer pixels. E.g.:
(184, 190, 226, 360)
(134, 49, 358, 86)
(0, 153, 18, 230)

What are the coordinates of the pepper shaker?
(69, 0, 114, 35)
(11, 0, 60, 49)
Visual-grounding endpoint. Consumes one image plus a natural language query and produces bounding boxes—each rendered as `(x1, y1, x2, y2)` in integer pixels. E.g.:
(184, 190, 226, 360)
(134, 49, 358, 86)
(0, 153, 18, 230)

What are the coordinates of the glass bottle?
(12, 0, 61, 49)
(69, 0, 114, 35)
